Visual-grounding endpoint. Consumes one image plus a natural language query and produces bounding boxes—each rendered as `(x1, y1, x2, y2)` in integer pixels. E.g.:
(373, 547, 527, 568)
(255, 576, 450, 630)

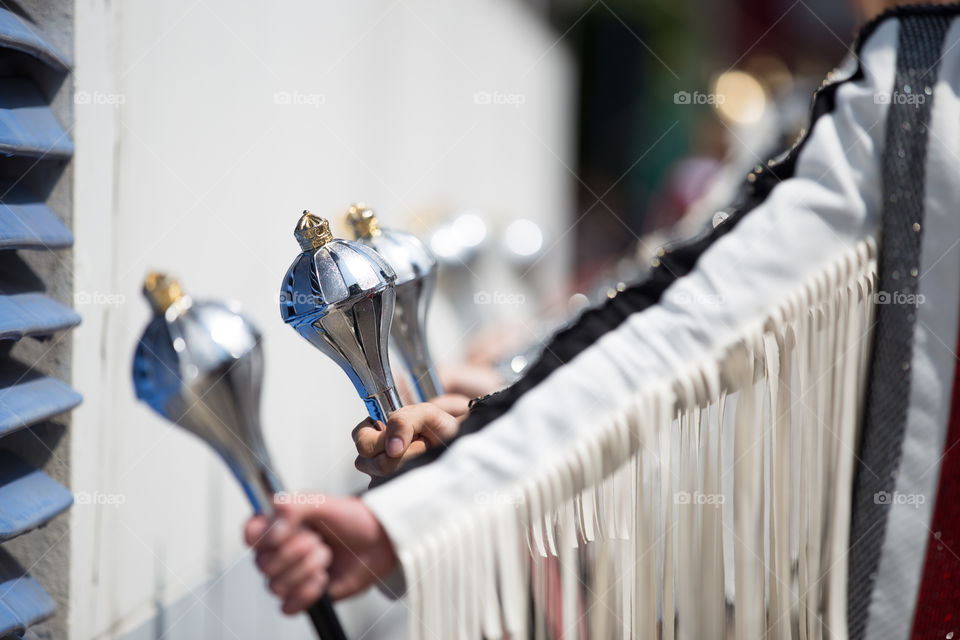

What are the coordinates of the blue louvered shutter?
(0, 6, 78, 638)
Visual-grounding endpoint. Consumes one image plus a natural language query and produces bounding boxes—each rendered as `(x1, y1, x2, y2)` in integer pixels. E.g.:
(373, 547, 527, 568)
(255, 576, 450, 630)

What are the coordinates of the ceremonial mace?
(345, 203, 443, 401)
(280, 211, 401, 423)
(132, 273, 347, 640)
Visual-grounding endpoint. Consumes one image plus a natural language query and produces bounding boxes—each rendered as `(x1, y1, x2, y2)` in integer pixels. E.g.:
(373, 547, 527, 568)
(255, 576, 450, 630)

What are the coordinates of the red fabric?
(909, 334, 960, 639)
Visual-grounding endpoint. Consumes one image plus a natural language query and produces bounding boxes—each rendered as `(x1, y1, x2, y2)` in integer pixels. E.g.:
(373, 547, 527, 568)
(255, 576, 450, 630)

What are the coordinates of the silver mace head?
(280, 211, 402, 423)
(132, 272, 280, 515)
(345, 203, 443, 401)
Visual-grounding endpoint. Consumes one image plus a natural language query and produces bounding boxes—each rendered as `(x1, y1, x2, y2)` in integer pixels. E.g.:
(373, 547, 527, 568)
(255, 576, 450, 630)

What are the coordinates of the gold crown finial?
(345, 203, 382, 239)
(143, 271, 184, 315)
(294, 210, 334, 251)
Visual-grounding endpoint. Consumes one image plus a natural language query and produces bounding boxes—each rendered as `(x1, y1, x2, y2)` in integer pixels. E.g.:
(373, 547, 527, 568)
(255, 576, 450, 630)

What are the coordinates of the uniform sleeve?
(362, 20, 897, 552)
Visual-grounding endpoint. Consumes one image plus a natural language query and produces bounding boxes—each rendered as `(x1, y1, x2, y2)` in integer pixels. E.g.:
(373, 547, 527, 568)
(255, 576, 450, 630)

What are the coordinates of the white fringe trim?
(402, 238, 877, 640)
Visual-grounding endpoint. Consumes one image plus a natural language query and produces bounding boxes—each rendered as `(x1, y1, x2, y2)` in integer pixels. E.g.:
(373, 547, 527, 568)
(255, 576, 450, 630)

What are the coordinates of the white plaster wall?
(70, 1, 573, 638)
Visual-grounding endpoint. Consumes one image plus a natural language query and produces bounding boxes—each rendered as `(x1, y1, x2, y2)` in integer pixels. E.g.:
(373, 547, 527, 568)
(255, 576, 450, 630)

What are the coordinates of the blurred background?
(0, 0, 856, 638)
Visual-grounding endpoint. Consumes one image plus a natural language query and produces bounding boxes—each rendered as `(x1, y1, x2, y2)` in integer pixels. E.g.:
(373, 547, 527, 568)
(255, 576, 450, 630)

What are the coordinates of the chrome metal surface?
(133, 282, 281, 515)
(347, 206, 442, 400)
(281, 212, 401, 422)
(134, 275, 348, 640)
